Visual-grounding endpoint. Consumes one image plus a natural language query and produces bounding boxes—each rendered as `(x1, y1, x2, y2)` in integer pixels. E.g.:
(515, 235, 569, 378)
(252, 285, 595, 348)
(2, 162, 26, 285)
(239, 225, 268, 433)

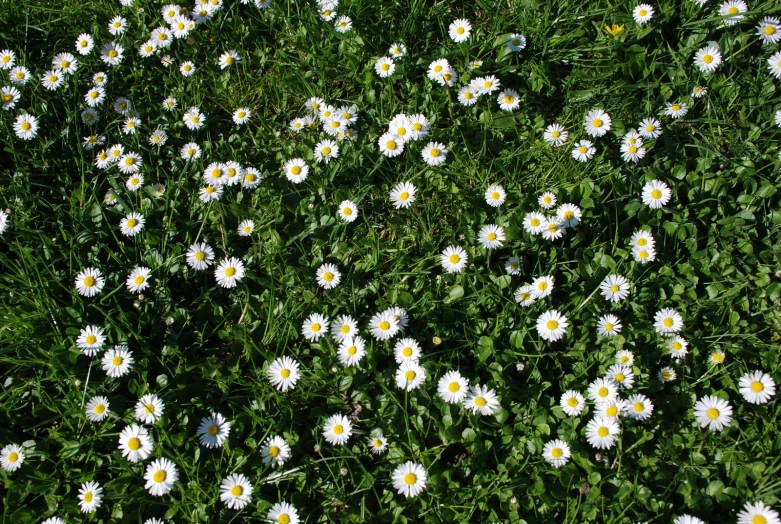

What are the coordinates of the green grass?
(1, 0, 781, 522)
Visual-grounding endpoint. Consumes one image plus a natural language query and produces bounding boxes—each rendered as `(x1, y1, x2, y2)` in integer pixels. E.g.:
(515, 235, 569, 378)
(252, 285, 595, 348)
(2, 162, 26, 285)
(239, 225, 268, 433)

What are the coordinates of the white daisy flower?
(389, 181, 416, 209)
(737, 501, 781, 524)
(485, 185, 506, 207)
(267, 502, 300, 524)
(0, 444, 24, 472)
(302, 313, 329, 341)
(186, 242, 215, 271)
(616, 350, 635, 366)
(542, 439, 571, 468)
(197, 413, 231, 448)
(449, 18, 471, 42)
(693, 395, 733, 432)
(135, 394, 165, 424)
(767, 51, 781, 79)
(330, 314, 358, 343)
(440, 245, 468, 273)
(267, 356, 301, 391)
(220, 473, 253, 510)
(664, 102, 688, 119)
(144, 458, 178, 496)
(396, 360, 426, 391)
(560, 390, 586, 416)
(389, 43, 407, 59)
(632, 245, 657, 263)
(218, 50, 240, 69)
(719, 0, 747, 26)
(588, 377, 619, 403)
(76, 325, 106, 356)
(337, 200, 358, 222)
(572, 139, 596, 161)
(74, 267, 105, 297)
(126, 266, 151, 294)
(544, 123, 568, 146)
(505, 256, 522, 275)
(102, 345, 134, 378)
(368, 435, 388, 454)
(283, 158, 309, 183)
(514, 285, 536, 307)
(642, 179, 672, 208)
(606, 364, 634, 390)
(237, 219, 255, 237)
(262, 435, 292, 467)
(214, 257, 245, 288)
(120, 212, 145, 237)
(757, 17, 781, 45)
(626, 393, 654, 421)
(85, 396, 110, 421)
(437, 370, 469, 404)
(118, 424, 153, 462)
(600, 274, 630, 302)
(368, 310, 400, 341)
(497, 89, 520, 111)
(585, 415, 620, 449)
(477, 224, 505, 250)
(738, 370, 776, 404)
(393, 338, 422, 364)
(78, 481, 103, 513)
(375, 56, 396, 78)
(530, 275, 554, 299)
(584, 109, 611, 137)
(338, 336, 367, 367)
(392, 461, 427, 498)
(633, 3, 654, 23)
(597, 314, 622, 338)
(322, 414, 353, 445)
(654, 308, 683, 335)
(507, 34, 527, 52)
(458, 85, 479, 106)
(316, 263, 341, 289)
(694, 44, 722, 73)
(75, 33, 95, 55)
(422, 141, 447, 166)
(638, 117, 662, 139)
(523, 211, 546, 235)
(464, 384, 500, 415)
(314, 139, 339, 163)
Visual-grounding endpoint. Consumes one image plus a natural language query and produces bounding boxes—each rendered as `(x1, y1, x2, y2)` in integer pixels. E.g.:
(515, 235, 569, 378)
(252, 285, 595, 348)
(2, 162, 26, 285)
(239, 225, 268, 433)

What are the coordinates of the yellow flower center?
(381, 63, 389, 71)
(379, 321, 391, 330)
(194, 251, 206, 261)
(551, 130, 560, 138)
(343, 207, 352, 216)
(651, 189, 663, 199)
(280, 369, 291, 379)
(323, 272, 334, 282)
(604, 323, 614, 331)
(639, 9, 647, 16)
(639, 250, 649, 259)
(84, 492, 93, 503)
(491, 191, 499, 200)
(448, 382, 460, 392)
(192, 117, 200, 123)
(108, 50, 118, 58)
(551, 447, 563, 458)
(386, 140, 396, 150)
(224, 267, 235, 277)
(546, 320, 558, 331)
(225, 56, 234, 65)
(405, 370, 416, 380)
(593, 119, 603, 128)
(278, 515, 290, 524)
(672, 104, 681, 111)
(333, 424, 344, 435)
(7, 452, 18, 462)
(268, 445, 281, 457)
(547, 224, 558, 233)
(340, 325, 350, 334)
(597, 427, 609, 437)
(399, 191, 409, 200)
(321, 147, 331, 155)
(311, 323, 321, 332)
(662, 371, 672, 380)
(231, 485, 243, 496)
(703, 55, 713, 64)
(85, 335, 97, 345)
(663, 318, 674, 327)
(456, 26, 465, 34)
(289, 165, 301, 175)
(629, 146, 638, 154)
(751, 381, 764, 392)
(615, 374, 624, 383)
(15, 72, 24, 79)
(373, 439, 383, 447)
(706, 408, 720, 420)
(127, 437, 141, 450)
(112, 356, 123, 366)
(449, 254, 460, 264)
(243, 227, 251, 233)
(634, 402, 645, 412)
(429, 148, 440, 157)
(610, 285, 619, 292)
(464, 91, 473, 99)
(413, 123, 422, 131)
(606, 406, 618, 417)
(567, 397, 578, 407)
(403, 347, 413, 357)
(483, 81, 492, 88)
(434, 65, 443, 73)
(598, 387, 609, 398)
(728, 6, 738, 14)
(754, 516, 768, 524)
(2, 93, 11, 101)
(712, 353, 725, 363)
(21, 122, 31, 131)
(237, 112, 245, 118)
(83, 276, 96, 287)
(404, 473, 417, 485)
(245, 174, 256, 182)
(487, 233, 497, 241)
(475, 397, 487, 407)
(153, 470, 166, 483)
(765, 26, 776, 35)
(126, 219, 138, 228)
(145, 403, 155, 414)
(530, 218, 540, 227)
(94, 404, 106, 414)
(347, 346, 357, 355)
(579, 146, 587, 154)
(504, 96, 514, 104)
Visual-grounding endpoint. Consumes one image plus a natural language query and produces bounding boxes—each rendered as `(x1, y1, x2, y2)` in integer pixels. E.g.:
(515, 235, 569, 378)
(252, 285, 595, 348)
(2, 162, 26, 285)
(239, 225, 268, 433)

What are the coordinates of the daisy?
(125, 173, 144, 191)
(484, 185, 506, 207)
(53, 52, 78, 74)
(626, 393, 654, 421)
(642, 179, 672, 208)
(767, 51, 781, 79)
(180, 61, 196, 76)
(654, 308, 683, 335)
(78, 481, 103, 513)
(449, 18, 471, 42)
(379, 132, 404, 157)
(1, 86, 20, 110)
(632, 245, 657, 263)
(283, 158, 309, 183)
(220, 473, 252, 510)
(600, 274, 630, 302)
(163, 97, 178, 111)
(180, 142, 201, 162)
(9, 66, 31, 85)
(75, 267, 105, 297)
(86, 396, 110, 421)
(737, 501, 781, 524)
(120, 212, 145, 237)
(336, 200, 358, 223)
(102, 345, 133, 378)
(664, 102, 688, 119)
(675, 516, 706, 524)
(523, 212, 546, 235)
(197, 413, 231, 448)
(323, 414, 353, 445)
(262, 435, 292, 467)
(542, 439, 571, 468)
(243, 167, 262, 189)
(267, 502, 300, 524)
(267, 356, 301, 391)
(659, 366, 677, 382)
(507, 34, 527, 52)
(478, 224, 505, 250)
(638, 117, 662, 139)
(237, 219, 255, 237)
(560, 390, 586, 416)
(145, 458, 178, 496)
(615, 350, 635, 367)
(186, 242, 215, 271)
(219, 50, 240, 69)
(368, 310, 400, 340)
(757, 17, 781, 45)
(458, 85, 479, 106)
(621, 142, 646, 163)
(536, 309, 569, 342)
(319, 1, 337, 20)
(633, 3, 654, 23)
(588, 377, 619, 403)
(136, 394, 165, 424)
(630, 229, 655, 250)
(739, 370, 776, 404)
(530, 275, 554, 299)
(214, 257, 245, 288)
(369, 436, 388, 454)
(515, 285, 536, 306)
(389, 43, 407, 59)
(388, 115, 412, 141)
(437, 370, 469, 404)
(183, 107, 205, 130)
(440, 245, 468, 273)
(389, 181, 416, 208)
(505, 256, 522, 275)
(0, 444, 24, 472)
(606, 364, 634, 389)
(596, 401, 626, 420)
(408, 113, 430, 140)
(719, 0, 747, 25)
(667, 336, 689, 358)
(694, 45, 722, 73)
(149, 130, 168, 146)
(544, 123, 568, 146)
(100, 42, 124, 66)
(392, 462, 427, 498)
(93, 71, 107, 85)
(302, 313, 329, 341)
(77, 325, 106, 356)
(42, 519, 65, 524)
(314, 139, 339, 164)
(692, 85, 708, 98)
(334, 15, 353, 33)
(13, 114, 38, 140)
(498, 89, 520, 111)
(75, 33, 95, 54)
(0, 50, 14, 69)
(396, 361, 426, 391)
(316, 263, 341, 289)
(584, 109, 611, 137)
(585, 416, 620, 449)
(598, 314, 622, 337)
(338, 336, 367, 367)
(693, 395, 733, 432)
(464, 384, 500, 415)
(375, 57, 396, 78)
(41, 69, 64, 90)
(571, 139, 596, 161)
(387, 306, 410, 331)
(422, 142, 447, 166)
(476, 75, 500, 95)
(427, 58, 451, 81)
(118, 424, 153, 462)
(330, 314, 358, 342)
(393, 338, 422, 364)
(556, 204, 581, 228)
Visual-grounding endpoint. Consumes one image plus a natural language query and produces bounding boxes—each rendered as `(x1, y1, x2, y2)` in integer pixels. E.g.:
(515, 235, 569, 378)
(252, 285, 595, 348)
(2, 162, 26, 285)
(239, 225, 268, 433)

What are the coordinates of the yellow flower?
(604, 24, 625, 37)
